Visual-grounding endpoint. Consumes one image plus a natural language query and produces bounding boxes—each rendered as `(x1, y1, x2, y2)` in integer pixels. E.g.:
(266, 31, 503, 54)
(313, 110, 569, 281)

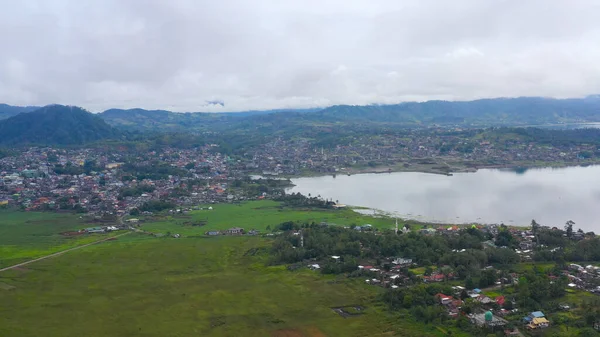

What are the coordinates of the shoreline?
(276, 160, 600, 179)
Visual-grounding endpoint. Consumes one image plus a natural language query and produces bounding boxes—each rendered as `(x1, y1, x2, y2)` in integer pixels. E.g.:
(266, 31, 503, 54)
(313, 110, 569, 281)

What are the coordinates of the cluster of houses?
(84, 225, 121, 233)
(564, 263, 600, 294)
(360, 257, 414, 288)
(204, 227, 260, 236)
(0, 146, 282, 217)
(247, 130, 600, 177)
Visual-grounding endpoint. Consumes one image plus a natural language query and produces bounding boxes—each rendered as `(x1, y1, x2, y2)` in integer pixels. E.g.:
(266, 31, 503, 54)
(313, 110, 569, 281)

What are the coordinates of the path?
(0, 231, 131, 272)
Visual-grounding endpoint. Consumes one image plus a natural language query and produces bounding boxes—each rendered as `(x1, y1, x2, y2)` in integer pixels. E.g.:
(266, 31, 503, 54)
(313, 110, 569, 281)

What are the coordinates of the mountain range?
(2, 96, 600, 145)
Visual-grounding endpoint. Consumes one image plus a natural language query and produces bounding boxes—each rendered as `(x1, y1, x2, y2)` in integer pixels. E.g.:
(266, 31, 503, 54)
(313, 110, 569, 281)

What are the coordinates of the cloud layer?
(2, 0, 600, 112)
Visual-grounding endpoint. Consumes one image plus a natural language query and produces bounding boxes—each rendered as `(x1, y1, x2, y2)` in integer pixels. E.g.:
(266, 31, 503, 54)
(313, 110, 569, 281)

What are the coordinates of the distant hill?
(3, 97, 600, 133)
(101, 97, 600, 131)
(293, 97, 600, 126)
(0, 104, 40, 120)
(99, 107, 322, 131)
(0, 105, 120, 145)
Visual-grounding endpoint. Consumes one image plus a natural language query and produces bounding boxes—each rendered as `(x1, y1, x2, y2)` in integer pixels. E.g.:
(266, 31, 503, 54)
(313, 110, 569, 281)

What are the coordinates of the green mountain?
(100, 107, 321, 131)
(291, 97, 600, 126)
(0, 105, 121, 145)
(3, 96, 600, 136)
(100, 97, 600, 131)
(0, 104, 40, 120)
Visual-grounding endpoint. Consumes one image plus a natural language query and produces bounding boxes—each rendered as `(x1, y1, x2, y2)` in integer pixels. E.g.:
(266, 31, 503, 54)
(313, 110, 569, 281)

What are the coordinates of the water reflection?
(287, 166, 600, 231)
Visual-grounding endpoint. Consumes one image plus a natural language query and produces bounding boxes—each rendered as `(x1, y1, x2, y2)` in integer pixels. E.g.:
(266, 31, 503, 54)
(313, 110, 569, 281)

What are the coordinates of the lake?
(287, 166, 600, 231)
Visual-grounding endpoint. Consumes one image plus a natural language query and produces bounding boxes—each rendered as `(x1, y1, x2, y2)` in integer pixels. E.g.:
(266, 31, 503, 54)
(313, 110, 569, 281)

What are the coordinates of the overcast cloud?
(1, 0, 600, 112)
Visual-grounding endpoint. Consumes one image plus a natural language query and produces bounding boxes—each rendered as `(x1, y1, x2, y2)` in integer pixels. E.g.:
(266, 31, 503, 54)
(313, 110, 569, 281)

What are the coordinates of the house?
(523, 311, 546, 325)
(527, 317, 549, 329)
(435, 293, 454, 305)
(205, 231, 220, 236)
(86, 226, 105, 233)
(496, 296, 506, 306)
(477, 295, 493, 304)
(423, 273, 445, 282)
(225, 227, 244, 235)
(392, 257, 413, 266)
(309, 264, 320, 270)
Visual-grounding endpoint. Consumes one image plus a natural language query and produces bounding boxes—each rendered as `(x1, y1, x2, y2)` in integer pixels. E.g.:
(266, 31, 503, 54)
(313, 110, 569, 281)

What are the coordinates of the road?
(0, 231, 131, 273)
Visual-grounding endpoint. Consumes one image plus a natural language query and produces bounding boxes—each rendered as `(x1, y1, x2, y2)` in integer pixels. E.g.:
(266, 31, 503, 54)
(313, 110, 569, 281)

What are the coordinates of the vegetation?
(98, 96, 600, 131)
(3, 202, 600, 336)
(139, 200, 403, 236)
(0, 233, 464, 337)
(0, 105, 120, 145)
(0, 211, 115, 268)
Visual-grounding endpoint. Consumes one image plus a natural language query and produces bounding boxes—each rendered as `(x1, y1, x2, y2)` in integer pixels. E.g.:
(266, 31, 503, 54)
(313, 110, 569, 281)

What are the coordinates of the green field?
(0, 233, 464, 337)
(140, 200, 401, 236)
(0, 204, 470, 337)
(0, 211, 118, 268)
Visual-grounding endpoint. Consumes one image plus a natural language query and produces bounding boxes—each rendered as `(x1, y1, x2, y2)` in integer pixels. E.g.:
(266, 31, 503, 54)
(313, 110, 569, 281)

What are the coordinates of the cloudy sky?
(1, 0, 600, 112)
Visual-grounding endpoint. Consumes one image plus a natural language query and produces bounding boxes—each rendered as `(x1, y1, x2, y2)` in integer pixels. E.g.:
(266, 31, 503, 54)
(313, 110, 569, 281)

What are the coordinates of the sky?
(1, 0, 600, 112)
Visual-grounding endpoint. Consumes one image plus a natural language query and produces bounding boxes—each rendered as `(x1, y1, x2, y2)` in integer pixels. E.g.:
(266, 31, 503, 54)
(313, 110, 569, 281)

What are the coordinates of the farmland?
(0, 204, 457, 337)
(0, 211, 117, 269)
(1, 235, 453, 337)
(139, 200, 403, 236)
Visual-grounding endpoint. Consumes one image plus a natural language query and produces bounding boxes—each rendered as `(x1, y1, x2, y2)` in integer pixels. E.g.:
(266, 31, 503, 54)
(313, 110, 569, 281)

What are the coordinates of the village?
(267, 221, 600, 336)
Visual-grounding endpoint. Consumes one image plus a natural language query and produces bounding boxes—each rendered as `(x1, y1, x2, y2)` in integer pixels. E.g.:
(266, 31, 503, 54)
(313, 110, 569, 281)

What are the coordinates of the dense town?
(251, 130, 600, 176)
(2, 128, 599, 216)
(0, 145, 249, 216)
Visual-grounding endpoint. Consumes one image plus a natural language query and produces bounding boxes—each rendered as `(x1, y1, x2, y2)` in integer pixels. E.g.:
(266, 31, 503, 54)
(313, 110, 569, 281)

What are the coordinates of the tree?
(531, 219, 540, 245)
(565, 220, 575, 239)
(465, 277, 475, 290)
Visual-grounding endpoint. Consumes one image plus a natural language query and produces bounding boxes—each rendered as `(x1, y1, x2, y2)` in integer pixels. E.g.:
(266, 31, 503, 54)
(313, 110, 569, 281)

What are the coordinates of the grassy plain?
(0, 234, 466, 337)
(140, 200, 403, 236)
(0, 211, 117, 268)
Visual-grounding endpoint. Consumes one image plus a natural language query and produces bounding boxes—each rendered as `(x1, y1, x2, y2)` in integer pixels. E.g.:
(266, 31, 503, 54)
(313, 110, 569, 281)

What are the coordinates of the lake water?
(287, 166, 600, 231)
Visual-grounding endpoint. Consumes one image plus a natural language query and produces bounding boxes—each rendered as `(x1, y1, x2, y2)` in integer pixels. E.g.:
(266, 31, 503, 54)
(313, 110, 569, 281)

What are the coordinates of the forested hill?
(293, 96, 600, 126)
(0, 104, 40, 120)
(0, 105, 121, 145)
(2, 96, 600, 133)
(99, 96, 600, 130)
(99, 107, 322, 131)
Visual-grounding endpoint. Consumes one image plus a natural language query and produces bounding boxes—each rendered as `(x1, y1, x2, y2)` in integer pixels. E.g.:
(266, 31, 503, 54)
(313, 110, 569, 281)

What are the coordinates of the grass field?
(140, 200, 402, 236)
(0, 234, 464, 337)
(0, 211, 119, 268)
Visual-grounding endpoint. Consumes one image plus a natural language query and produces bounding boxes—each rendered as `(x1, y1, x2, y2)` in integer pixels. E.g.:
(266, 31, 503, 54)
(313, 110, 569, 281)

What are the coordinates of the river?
(287, 166, 600, 231)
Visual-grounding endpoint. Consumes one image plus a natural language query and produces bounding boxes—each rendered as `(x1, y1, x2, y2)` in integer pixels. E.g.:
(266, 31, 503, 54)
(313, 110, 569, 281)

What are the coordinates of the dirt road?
(0, 231, 131, 272)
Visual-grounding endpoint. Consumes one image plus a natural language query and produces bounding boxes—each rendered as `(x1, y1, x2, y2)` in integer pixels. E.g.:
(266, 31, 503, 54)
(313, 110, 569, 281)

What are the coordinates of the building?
(527, 317, 550, 330)
(470, 311, 508, 328)
(392, 257, 413, 266)
(523, 311, 549, 329)
(225, 227, 244, 235)
(86, 227, 105, 233)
